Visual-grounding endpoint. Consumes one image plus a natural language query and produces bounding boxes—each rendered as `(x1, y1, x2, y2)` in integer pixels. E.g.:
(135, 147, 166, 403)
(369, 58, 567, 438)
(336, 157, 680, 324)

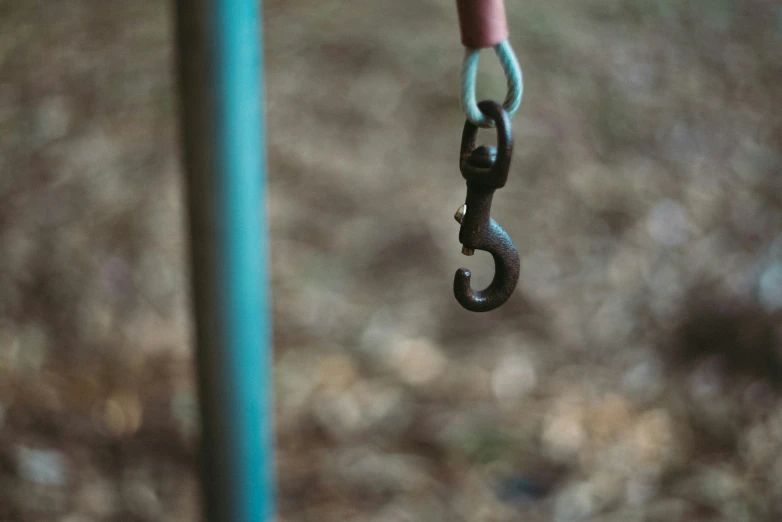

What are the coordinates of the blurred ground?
(2, 0, 782, 520)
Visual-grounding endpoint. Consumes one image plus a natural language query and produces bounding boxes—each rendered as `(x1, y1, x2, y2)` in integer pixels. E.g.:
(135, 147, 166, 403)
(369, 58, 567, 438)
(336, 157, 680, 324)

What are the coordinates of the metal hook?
(453, 100, 520, 312)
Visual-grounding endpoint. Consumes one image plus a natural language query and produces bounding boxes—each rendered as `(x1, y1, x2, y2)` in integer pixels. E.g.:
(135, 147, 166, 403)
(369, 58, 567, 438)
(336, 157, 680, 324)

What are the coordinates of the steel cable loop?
(460, 40, 523, 128)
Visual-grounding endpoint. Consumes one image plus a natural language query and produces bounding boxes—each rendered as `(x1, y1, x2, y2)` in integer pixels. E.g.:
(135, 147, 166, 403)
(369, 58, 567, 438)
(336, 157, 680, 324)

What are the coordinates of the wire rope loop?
(460, 40, 523, 128)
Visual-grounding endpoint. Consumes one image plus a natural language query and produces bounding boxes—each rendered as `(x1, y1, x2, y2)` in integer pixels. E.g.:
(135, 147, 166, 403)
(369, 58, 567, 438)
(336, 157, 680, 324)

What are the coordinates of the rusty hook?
(453, 100, 520, 312)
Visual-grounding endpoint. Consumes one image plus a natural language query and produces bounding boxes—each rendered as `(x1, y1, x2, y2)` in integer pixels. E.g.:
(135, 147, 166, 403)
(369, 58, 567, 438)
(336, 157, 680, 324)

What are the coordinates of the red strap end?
(456, 0, 509, 49)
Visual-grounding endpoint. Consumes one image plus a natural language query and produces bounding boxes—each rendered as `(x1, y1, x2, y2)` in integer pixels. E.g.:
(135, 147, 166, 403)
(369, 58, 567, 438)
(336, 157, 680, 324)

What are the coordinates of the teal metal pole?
(174, 0, 273, 521)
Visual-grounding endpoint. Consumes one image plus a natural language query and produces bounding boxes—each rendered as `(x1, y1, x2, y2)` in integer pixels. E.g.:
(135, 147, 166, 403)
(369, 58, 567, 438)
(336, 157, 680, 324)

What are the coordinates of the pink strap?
(456, 0, 509, 49)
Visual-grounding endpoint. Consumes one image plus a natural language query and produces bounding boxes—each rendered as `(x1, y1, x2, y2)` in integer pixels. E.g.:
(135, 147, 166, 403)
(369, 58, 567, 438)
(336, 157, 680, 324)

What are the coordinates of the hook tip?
(453, 267, 476, 306)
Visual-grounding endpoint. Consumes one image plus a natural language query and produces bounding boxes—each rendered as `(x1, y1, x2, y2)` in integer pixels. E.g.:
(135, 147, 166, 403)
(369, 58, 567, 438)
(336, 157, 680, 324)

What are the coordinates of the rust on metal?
(454, 100, 520, 312)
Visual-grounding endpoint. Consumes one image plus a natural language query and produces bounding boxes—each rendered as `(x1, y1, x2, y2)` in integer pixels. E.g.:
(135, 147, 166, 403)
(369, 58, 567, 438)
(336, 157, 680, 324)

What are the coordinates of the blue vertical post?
(174, 0, 273, 521)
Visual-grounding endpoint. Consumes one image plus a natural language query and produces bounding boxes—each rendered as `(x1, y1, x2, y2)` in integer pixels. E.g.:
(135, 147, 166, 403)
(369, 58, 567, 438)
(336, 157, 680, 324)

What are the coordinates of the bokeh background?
(2, 0, 782, 520)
